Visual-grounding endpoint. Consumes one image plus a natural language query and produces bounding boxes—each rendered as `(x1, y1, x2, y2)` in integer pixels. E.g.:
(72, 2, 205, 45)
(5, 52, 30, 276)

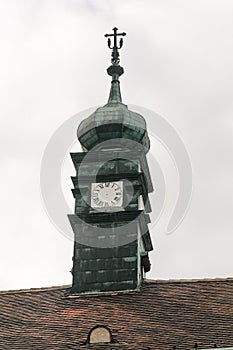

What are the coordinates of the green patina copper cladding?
(70, 217, 139, 294)
(77, 103, 150, 153)
(108, 79, 122, 103)
(71, 244, 139, 294)
(107, 65, 124, 103)
(70, 150, 153, 214)
(68, 148, 153, 295)
(69, 211, 153, 252)
(68, 28, 153, 295)
(77, 43, 150, 153)
(70, 150, 153, 192)
(69, 210, 152, 294)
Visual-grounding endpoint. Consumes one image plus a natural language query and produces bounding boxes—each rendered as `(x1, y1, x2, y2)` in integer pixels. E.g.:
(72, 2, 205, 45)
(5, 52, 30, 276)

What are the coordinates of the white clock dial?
(91, 181, 123, 208)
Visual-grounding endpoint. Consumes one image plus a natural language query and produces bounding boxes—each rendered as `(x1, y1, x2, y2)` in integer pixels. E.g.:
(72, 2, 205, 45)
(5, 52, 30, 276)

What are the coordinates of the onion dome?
(77, 28, 150, 153)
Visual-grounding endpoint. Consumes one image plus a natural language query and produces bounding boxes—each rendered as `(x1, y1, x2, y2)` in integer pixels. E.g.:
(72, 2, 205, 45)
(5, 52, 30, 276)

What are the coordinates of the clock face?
(91, 181, 123, 209)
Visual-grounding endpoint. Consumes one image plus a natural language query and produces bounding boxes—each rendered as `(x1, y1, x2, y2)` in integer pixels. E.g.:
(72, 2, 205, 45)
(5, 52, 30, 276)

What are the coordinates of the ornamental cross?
(104, 27, 126, 64)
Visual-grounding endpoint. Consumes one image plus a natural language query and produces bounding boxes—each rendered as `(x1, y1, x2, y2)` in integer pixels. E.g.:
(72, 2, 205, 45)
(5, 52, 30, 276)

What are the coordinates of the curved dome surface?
(77, 102, 150, 153)
(77, 61, 150, 153)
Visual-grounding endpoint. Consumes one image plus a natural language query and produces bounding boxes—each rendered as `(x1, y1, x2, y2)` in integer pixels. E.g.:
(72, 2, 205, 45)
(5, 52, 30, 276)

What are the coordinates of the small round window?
(88, 325, 112, 344)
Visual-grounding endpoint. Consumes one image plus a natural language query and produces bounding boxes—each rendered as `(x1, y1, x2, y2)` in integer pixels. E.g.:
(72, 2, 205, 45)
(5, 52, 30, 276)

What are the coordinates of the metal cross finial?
(104, 27, 126, 64)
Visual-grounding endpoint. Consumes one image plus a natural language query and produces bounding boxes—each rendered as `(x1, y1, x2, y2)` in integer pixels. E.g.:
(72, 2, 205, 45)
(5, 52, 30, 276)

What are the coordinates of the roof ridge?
(0, 284, 71, 295)
(1, 277, 233, 294)
(145, 277, 233, 284)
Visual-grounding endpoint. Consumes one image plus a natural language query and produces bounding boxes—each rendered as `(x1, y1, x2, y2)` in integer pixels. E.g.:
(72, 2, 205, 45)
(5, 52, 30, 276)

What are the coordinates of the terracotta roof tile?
(0, 278, 233, 350)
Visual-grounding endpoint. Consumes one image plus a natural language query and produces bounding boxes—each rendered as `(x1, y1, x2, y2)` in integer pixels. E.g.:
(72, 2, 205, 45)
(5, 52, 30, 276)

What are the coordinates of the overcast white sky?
(0, 0, 233, 291)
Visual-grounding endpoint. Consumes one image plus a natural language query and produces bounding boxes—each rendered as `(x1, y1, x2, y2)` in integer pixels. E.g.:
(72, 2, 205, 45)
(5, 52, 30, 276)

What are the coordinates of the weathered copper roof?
(1, 278, 233, 349)
(77, 102, 150, 153)
(77, 62, 150, 153)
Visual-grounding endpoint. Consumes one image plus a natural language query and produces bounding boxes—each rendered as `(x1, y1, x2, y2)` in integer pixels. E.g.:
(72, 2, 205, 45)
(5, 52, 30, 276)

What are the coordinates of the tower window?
(87, 325, 112, 344)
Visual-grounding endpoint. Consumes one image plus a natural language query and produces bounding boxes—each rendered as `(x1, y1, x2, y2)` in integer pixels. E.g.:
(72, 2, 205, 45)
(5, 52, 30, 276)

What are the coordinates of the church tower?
(68, 28, 153, 295)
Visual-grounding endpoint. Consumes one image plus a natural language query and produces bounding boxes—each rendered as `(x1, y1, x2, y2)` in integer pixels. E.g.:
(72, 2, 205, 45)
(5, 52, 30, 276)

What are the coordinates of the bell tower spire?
(104, 27, 126, 104)
(68, 28, 153, 296)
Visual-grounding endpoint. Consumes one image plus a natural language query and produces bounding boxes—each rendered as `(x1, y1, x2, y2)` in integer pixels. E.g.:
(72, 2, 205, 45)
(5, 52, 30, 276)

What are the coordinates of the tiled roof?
(0, 278, 233, 350)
